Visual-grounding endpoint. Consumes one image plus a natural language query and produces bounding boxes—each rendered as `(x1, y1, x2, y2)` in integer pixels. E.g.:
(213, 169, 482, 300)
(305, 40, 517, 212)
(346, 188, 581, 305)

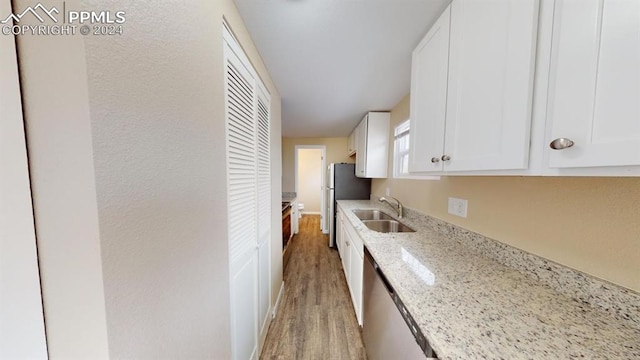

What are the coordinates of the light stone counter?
(282, 192, 297, 203)
(337, 200, 640, 359)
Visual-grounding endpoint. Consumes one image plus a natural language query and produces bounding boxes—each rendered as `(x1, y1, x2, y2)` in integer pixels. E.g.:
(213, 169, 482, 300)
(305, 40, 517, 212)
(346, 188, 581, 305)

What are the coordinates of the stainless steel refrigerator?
(327, 163, 371, 247)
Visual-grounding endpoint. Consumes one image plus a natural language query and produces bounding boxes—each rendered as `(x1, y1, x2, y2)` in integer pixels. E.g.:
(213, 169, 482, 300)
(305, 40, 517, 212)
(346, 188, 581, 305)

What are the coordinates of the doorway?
(294, 145, 326, 232)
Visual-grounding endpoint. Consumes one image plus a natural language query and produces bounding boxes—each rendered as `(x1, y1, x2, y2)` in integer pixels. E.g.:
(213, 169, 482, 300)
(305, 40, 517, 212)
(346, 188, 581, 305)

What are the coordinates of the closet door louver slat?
(226, 58, 257, 266)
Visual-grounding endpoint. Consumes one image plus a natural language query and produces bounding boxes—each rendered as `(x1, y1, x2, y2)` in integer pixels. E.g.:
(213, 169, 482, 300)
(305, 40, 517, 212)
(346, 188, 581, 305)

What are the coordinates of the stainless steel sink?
(352, 209, 395, 221)
(362, 220, 415, 233)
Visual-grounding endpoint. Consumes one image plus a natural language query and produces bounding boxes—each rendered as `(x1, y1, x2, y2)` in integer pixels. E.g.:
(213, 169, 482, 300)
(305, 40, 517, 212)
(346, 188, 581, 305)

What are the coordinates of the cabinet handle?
(431, 157, 440, 163)
(441, 155, 451, 161)
(549, 138, 575, 150)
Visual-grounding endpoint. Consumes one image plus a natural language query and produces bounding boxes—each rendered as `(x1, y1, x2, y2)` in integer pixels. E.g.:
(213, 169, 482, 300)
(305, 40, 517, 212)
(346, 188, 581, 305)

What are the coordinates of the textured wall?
(82, 1, 229, 357)
(81, 0, 282, 358)
(18, 0, 282, 357)
(282, 137, 351, 192)
(16, 0, 110, 357)
(372, 94, 640, 292)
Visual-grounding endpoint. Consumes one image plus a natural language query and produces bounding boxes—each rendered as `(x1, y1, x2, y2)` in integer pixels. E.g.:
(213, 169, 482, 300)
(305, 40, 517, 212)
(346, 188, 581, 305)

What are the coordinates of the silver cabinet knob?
(549, 138, 575, 150)
(441, 155, 451, 161)
(431, 157, 440, 163)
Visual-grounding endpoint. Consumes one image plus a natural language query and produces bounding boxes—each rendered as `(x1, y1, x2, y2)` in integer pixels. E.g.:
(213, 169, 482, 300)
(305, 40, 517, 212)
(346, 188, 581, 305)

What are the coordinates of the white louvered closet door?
(224, 39, 259, 360)
(255, 84, 271, 338)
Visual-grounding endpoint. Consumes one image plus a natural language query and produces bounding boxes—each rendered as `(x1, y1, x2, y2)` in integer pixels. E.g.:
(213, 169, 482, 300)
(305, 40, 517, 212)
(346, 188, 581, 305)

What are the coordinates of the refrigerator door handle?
(328, 163, 335, 189)
(328, 189, 335, 247)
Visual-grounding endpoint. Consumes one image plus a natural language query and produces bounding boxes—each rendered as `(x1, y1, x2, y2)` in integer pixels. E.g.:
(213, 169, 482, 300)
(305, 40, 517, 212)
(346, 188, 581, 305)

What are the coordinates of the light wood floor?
(260, 215, 367, 360)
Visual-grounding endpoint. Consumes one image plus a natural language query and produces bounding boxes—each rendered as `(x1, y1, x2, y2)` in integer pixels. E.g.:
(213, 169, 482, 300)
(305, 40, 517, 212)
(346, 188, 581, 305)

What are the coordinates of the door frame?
(294, 145, 327, 232)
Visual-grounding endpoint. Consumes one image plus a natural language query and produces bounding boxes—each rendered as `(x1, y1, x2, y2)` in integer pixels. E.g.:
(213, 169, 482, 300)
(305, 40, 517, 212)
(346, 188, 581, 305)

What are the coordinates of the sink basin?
(352, 209, 395, 221)
(362, 220, 415, 233)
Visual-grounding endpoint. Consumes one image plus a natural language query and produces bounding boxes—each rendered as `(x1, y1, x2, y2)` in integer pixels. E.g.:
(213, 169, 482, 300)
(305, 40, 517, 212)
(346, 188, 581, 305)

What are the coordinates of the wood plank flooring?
(260, 215, 367, 360)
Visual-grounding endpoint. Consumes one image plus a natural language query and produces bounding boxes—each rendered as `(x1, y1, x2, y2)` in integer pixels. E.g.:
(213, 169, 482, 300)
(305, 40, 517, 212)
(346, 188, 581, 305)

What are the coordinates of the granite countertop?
(282, 192, 297, 203)
(337, 199, 640, 359)
(282, 192, 297, 212)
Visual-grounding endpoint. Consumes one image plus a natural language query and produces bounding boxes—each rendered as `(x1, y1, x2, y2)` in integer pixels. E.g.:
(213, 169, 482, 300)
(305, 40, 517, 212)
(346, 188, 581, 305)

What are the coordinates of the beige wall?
(18, 0, 282, 358)
(297, 149, 323, 213)
(282, 137, 352, 192)
(373, 94, 640, 292)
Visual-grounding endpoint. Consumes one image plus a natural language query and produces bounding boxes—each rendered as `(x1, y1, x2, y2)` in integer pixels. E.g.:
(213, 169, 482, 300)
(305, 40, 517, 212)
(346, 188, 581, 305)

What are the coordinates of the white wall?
(0, 0, 47, 356)
(297, 149, 323, 213)
(16, 0, 282, 358)
(81, 1, 231, 357)
(15, 0, 110, 357)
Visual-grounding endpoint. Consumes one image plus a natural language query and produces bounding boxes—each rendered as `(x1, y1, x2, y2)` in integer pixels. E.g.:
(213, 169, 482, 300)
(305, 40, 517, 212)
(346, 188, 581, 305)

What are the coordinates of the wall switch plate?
(448, 197, 468, 218)
(385, 187, 391, 196)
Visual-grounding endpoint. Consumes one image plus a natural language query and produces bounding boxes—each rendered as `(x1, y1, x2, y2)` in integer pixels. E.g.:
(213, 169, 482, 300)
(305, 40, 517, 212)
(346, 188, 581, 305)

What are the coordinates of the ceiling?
(234, 0, 451, 138)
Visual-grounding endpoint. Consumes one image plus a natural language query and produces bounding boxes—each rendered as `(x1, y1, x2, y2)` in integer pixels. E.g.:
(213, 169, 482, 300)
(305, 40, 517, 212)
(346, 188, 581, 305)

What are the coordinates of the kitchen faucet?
(379, 196, 403, 218)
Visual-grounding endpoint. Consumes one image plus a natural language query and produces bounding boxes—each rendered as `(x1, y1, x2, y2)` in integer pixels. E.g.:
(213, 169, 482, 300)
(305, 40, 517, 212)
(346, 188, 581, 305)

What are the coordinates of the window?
(393, 119, 440, 180)
(393, 119, 411, 178)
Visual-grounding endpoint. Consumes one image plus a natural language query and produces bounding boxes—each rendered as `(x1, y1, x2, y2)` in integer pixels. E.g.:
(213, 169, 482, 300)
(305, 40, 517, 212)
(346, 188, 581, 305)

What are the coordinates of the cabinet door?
(350, 251, 364, 326)
(336, 210, 343, 256)
(547, 0, 640, 168)
(409, 5, 450, 173)
(444, 0, 538, 171)
(341, 228, 352, 284)
(291, 200, 299, 234)
(363, 112, 390, 178)
(348, 131, 356, 156)
(355, 117, 368, 177)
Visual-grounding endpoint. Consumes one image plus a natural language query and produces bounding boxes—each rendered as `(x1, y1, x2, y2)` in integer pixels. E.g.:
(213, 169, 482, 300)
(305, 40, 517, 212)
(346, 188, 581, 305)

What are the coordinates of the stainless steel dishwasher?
(363, 247, 438, 360)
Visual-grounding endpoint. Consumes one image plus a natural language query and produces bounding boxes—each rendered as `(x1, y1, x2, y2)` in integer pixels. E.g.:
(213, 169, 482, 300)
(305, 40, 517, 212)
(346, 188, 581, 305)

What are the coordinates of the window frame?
(392, 119, 440, 180)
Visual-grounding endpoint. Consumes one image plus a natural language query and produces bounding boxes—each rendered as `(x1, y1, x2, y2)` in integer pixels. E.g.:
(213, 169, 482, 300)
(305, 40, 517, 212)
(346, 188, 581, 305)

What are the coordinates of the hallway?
(260, 215, 367, 360)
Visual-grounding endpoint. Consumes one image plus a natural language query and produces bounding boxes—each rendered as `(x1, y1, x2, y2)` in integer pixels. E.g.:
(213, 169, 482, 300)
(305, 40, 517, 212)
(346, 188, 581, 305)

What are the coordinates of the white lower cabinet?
(290, 199, 299, 235)
(349, 245, 364, 326)
(337, 209, 364, 326)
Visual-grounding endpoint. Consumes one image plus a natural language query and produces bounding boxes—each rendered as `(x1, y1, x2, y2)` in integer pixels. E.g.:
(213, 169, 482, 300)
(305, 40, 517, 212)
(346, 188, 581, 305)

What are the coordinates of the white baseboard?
(272, 281, 285, 318)
(301, 211, 321, 215)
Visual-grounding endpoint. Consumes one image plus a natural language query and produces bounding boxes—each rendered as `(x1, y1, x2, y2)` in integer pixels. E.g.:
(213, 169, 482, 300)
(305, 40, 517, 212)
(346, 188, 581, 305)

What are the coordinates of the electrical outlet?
(448, 197, 468, 218)
(385, 187, 391, 196)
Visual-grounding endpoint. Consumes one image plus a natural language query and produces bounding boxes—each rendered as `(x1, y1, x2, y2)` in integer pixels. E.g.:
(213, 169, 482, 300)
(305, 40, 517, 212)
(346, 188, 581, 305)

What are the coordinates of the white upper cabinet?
(355, 112, 390, 178)
(409, 5, 450, 173)
(409, 0, 539, 173)
(355, 119, 367, 176)
(444, 0, 538, 171)
(546, 0, 640, 169)
(348, 130, 357, 156)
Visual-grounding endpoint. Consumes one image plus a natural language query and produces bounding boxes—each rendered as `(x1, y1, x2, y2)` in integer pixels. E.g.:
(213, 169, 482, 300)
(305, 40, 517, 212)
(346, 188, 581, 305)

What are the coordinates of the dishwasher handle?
(365, 248, 394, 296)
